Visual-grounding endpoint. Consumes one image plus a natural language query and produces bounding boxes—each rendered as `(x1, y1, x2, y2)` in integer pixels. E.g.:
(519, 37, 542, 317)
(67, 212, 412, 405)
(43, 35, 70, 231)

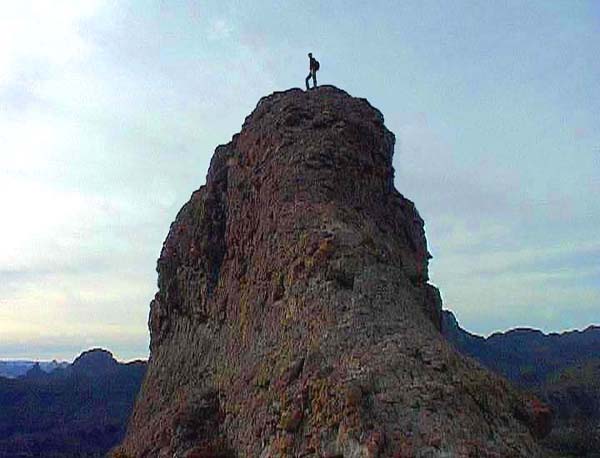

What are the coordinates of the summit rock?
(119, 86, 544, 457)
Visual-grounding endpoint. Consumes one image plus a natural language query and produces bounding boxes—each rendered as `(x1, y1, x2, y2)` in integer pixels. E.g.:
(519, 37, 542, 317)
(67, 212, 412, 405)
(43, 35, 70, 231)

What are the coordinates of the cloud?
(393, 112, 600, 336)
(0, 329, 147, 362)
(0, 266, 152, 360)
(0, 1, 157, 359)
(207, 18, 233, 41)
(0, 0, 103, 86)
(1, 1, 598, 359)
(0, 1, 282, 360)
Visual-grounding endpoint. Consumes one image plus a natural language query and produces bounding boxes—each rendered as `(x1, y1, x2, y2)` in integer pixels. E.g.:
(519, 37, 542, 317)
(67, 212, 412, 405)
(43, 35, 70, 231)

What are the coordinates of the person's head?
(308, 53, 312, 58)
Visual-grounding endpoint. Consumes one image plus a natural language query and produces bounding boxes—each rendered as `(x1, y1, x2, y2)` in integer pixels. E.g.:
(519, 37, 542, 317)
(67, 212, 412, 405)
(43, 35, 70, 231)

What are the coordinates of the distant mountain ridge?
(442, 310, 600, 386)
(442, 310, 600, 457)
(0, 348, 146, 458)
(1, 349, 140, 381)
(0, 360, 68, 379)
(71, 347, 119, 376)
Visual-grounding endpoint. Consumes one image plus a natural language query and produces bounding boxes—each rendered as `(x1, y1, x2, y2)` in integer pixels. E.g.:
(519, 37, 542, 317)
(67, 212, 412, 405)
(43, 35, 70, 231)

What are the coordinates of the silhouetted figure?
(305, 53, 319, 90)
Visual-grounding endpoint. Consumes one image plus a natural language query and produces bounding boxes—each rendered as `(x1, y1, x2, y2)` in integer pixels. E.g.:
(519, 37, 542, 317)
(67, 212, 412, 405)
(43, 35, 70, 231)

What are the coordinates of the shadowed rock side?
(118, 86, 543, 457)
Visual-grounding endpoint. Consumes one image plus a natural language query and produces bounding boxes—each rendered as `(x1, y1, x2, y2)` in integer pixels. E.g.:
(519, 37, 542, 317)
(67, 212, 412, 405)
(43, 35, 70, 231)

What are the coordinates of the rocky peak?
(119, 86, 545, 457)
(22, 362, 45, 380)
(72, 348, 118, 376)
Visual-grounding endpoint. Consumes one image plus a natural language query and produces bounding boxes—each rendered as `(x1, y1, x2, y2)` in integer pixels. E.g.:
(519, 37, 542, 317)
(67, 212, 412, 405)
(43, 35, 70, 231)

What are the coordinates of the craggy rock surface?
(118, 86, 544, 457)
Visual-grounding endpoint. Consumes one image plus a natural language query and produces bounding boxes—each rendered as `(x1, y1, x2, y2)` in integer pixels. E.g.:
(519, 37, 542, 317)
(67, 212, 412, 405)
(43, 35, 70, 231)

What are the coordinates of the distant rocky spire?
(72, 348, 118, 376)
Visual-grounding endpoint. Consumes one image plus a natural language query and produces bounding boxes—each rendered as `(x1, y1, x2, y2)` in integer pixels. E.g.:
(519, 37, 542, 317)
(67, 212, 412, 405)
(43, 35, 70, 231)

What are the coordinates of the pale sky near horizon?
(1, 0, 598, 361)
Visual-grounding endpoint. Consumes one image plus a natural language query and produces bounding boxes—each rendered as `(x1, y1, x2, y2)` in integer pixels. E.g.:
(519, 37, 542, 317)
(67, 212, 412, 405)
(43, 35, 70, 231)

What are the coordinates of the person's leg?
(312, 71, 317, 88)
(305, 73, 312, 90)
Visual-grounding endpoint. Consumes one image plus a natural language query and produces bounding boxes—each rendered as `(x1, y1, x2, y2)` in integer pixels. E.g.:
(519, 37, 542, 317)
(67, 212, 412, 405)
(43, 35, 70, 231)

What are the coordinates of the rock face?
(119, 86, 543, 457)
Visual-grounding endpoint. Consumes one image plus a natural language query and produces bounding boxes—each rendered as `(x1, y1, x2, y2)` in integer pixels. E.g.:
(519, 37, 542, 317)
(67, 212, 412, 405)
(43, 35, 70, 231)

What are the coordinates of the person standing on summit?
(305, 52, 319, 90)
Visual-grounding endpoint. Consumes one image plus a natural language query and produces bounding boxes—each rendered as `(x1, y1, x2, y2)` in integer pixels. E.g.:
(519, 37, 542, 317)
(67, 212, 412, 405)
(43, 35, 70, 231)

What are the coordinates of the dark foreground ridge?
(0, 349, 146, 457)
(118, 86, 547, 457)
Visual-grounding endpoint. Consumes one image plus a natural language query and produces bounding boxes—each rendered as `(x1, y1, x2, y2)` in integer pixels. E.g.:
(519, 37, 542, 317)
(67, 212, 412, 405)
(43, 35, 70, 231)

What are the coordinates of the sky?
(1, 0, 598, 361)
